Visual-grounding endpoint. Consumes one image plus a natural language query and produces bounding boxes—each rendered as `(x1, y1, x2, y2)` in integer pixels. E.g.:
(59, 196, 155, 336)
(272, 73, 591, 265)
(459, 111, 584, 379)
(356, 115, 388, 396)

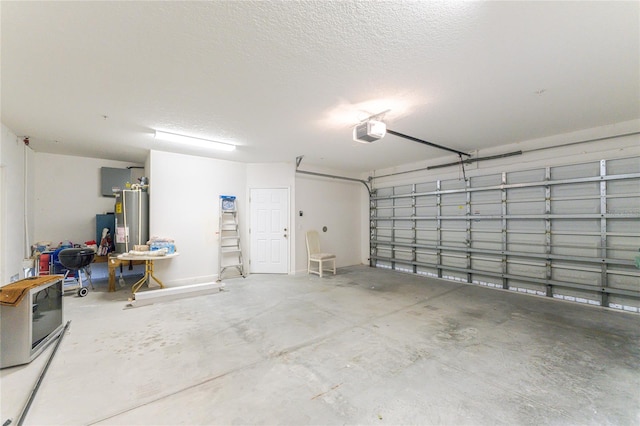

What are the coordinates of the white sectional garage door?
(370, 157, 640, 312)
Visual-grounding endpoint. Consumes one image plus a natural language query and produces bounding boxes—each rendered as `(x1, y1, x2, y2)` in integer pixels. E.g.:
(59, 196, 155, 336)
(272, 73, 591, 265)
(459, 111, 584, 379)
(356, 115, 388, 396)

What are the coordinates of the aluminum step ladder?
(217, 195, 246, 281)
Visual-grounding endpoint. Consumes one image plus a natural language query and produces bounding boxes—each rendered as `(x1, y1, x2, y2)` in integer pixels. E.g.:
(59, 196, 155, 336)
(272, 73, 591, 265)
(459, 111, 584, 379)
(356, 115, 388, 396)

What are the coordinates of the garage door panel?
(416, 251, 438, 264)
(395, 250, 413, 262)
(608, 157, 640, 174)
(441, 206, 467, 216)
(508, 168, 545, 184)
(607, 196, 639, 215)
(551, 234, 600, 257)
(392, 185, 413, 196)
(608, 271, 640, 292)
(551, 182, 599, 201)
(471, 219, 501, 231)
(416, 229, 437, 243)
(608, 178, 639, 194)
(471, 241, 502, 251)
(471, 173, 502, 188)
(376, 248, 392, 259)
(471, 228, 501, 240)
(553, 289, 601, 305)
(472, 274, 502, 287)
(507, 279, 545, 294)
(441, 230, 466, 245)
(442, 219, 466, 230)
(508, 243, 546, 254)
(441, 179, 466, 191)
(508, 219, 545, 232)
(508, 236, 546, 254)
(415, 182, 437, 192)
(470, 230, 501, 250)
(552, 219, 599, 233)
(441, 271, 468, 282)
(552, 198, 599, 214)
(394, 195, 413, 205)
(391, 229, 413, 242)
(441, 195, 467, 215)
(551, 162, 599, 180)
(441, 253, 466, 268)
(394, 207, 413, 217)
(552, 266, 600, 286)
(471, 188, 501, 205)
(376, 228, 392, 240)
(416, 266, 439, 277)
(507, 262, 547, 280)
(607, 234, 638, 260)
(607, 295, 639, 311)
(608, 220, 638, 233)
(471, 203, 502, 216)
(471, 257, 501, 273)
(508, 200, 546, 215)
(416, 205, 437, 216)
(370, 158, 640, 312)
(508, 186, 545, 201)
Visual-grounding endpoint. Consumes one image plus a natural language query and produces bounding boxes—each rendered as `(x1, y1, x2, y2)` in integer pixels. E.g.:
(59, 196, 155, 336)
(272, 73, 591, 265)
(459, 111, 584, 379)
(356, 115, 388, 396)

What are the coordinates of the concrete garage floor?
(2, 265, 639, 425)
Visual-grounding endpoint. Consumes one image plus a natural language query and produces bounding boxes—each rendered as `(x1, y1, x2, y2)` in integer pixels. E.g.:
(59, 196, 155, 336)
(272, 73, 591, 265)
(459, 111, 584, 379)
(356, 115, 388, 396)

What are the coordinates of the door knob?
(284, 234, 288, 238)
(284, 228, 288, 232)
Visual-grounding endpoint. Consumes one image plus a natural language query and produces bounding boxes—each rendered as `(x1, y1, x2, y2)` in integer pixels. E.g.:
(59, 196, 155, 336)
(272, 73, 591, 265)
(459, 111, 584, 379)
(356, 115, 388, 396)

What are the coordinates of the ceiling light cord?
(154, 130, 236, 152)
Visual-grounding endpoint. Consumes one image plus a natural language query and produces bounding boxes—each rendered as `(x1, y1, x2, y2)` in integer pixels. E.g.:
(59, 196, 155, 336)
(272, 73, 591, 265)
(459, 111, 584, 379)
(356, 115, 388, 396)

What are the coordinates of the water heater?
(114, 189, 149, 253)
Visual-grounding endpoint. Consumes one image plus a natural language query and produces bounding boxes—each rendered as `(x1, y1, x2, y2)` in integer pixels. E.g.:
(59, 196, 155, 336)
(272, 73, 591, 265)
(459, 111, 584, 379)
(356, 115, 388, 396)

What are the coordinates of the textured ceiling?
(2, 1, 638, 172)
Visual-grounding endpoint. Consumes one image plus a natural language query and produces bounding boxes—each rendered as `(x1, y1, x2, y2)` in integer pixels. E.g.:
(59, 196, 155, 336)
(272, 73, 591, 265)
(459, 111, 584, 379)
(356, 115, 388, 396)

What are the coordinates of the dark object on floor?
(58, 248, 95, 297)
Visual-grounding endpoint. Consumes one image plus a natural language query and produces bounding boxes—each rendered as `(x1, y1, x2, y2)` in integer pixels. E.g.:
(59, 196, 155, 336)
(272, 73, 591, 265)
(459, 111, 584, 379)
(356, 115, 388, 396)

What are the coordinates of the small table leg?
(131, 260, 166, 293)
(108, 257, 117, 292)
(148, 260, 166, 288)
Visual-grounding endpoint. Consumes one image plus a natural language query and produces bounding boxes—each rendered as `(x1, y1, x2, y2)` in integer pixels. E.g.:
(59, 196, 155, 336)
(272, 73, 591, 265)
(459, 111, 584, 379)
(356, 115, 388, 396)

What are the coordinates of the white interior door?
(250, 188, 289, 273)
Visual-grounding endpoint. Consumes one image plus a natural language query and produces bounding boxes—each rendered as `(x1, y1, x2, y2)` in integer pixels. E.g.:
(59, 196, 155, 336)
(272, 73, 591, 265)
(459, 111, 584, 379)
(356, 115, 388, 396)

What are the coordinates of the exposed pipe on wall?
(23, 140, 30, 260)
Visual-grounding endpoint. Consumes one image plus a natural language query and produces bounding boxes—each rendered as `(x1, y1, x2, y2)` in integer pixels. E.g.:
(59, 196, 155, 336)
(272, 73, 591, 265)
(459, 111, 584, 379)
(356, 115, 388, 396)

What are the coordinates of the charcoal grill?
(58, 248, 95, 296)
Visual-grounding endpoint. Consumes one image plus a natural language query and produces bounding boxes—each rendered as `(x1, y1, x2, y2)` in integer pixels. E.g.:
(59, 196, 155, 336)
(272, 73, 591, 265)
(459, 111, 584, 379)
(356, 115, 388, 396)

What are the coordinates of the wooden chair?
(305, 230, 336, 278)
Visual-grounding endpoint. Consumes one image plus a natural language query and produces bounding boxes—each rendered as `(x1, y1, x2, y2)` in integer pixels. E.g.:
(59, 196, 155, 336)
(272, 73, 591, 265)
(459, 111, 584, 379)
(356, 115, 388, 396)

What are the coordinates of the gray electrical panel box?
(101, 167, 131, 197)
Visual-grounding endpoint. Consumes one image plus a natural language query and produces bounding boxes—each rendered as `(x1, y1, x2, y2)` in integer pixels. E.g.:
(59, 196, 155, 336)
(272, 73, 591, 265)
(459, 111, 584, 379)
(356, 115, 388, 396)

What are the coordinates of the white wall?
(246, 162, 296, 272)
(32, 152, 143, 246)
(0, 125, 33, 284)
(149, 150, 247, 285)
(294, 172, 365, 273)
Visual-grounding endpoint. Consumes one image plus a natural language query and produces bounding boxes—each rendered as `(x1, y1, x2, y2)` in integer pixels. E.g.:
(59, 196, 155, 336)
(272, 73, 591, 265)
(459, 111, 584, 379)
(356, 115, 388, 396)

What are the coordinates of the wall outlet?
(10, 273, 19, 283)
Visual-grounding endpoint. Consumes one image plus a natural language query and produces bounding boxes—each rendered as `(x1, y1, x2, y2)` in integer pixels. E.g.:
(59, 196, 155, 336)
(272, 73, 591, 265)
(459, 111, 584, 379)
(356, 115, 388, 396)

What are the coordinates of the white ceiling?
(2, 1, 638, 172)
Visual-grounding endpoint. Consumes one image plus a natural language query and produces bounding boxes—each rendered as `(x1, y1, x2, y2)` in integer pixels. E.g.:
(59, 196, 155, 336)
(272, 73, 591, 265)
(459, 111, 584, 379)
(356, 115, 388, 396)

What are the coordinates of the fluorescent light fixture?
(154, 130, 236, 152)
